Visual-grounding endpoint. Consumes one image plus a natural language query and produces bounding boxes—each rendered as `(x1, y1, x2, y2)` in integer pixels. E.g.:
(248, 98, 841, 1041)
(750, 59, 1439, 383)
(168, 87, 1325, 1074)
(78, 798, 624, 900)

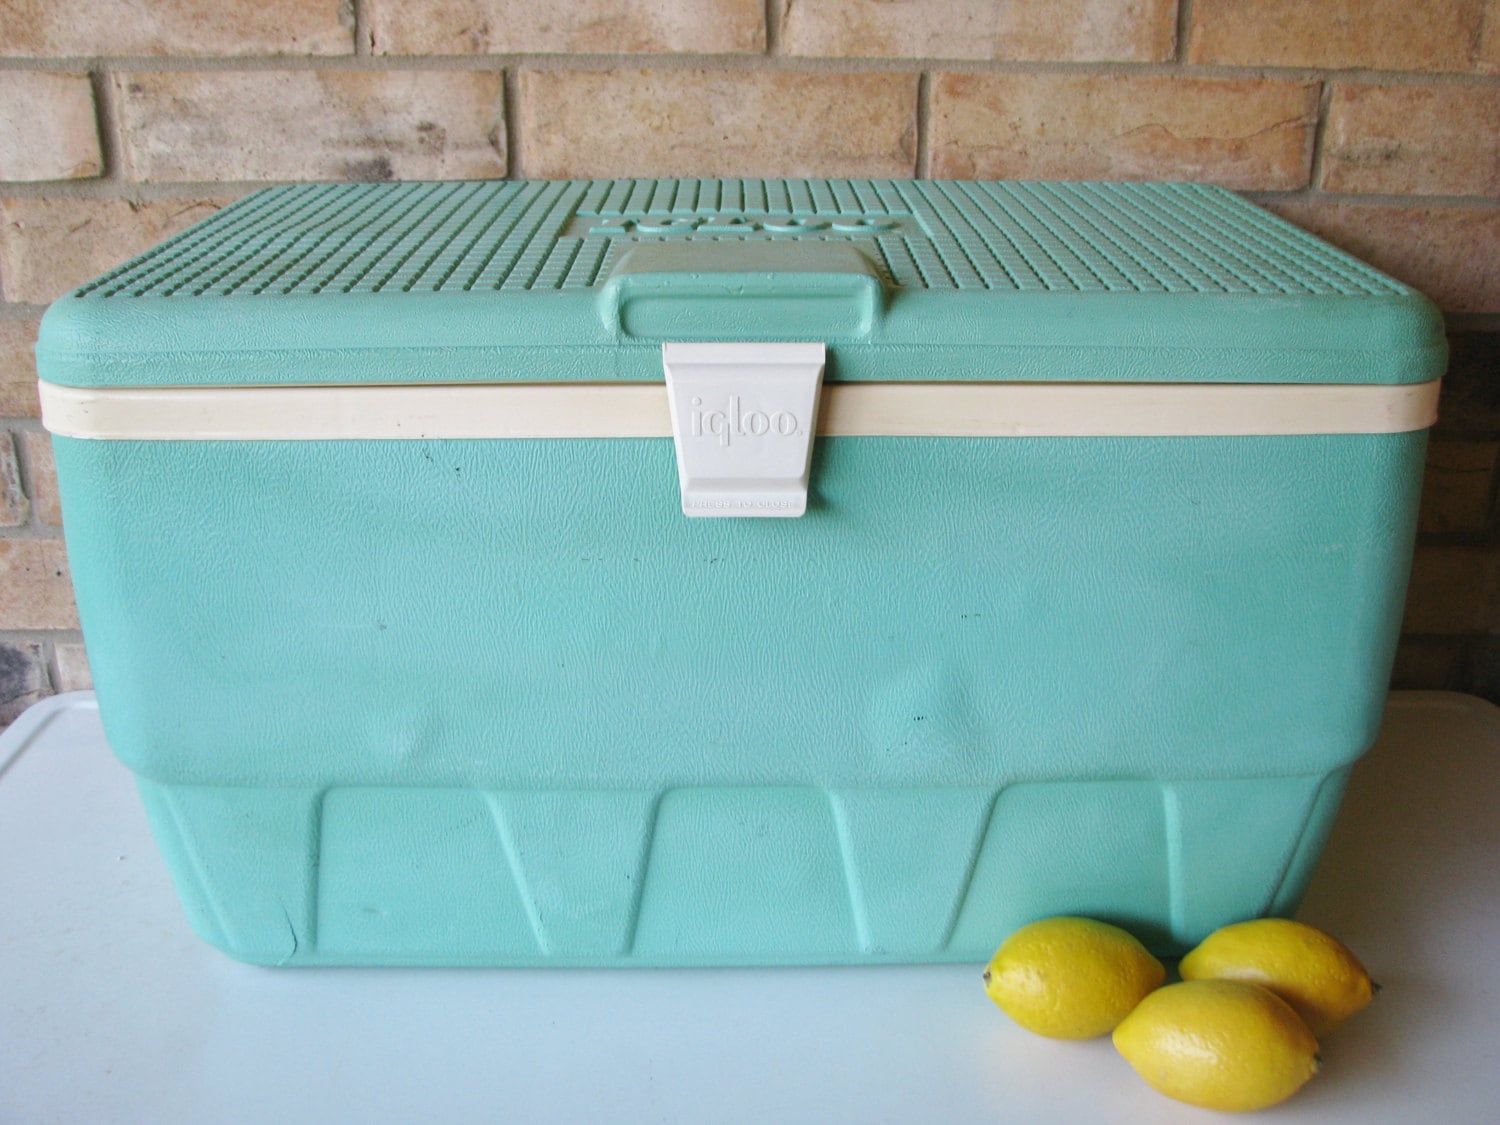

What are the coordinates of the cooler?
(35, 179, 1444, 966)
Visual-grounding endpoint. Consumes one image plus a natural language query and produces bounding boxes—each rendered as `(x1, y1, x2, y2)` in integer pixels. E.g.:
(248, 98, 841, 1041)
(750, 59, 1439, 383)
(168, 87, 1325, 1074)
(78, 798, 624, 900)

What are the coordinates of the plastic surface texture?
(36, 179, 1446, 387)
(53, 430, 1423, 966)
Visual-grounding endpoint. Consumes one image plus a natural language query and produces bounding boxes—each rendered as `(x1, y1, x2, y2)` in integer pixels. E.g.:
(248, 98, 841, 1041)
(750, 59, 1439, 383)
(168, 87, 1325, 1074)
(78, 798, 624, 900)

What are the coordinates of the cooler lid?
(36, 179, 1446, 389)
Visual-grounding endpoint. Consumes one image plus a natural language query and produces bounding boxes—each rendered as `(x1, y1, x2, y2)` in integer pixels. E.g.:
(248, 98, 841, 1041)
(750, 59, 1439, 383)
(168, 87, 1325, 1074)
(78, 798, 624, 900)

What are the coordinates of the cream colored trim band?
(39, 378, 1441, 441)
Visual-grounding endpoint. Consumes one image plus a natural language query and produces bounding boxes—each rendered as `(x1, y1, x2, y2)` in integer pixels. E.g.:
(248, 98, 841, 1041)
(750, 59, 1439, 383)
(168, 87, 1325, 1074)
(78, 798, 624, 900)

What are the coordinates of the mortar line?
(4, 177, 1495, 211)
(1307, 79, 1334, 191)
(2, 429, 28, 527)
(1414, 509, 1500, 543)
(1244, 189, 1498, 209)
(765, 0, 783, 55)
(0, 521, 66, 541)
(1175, 0, 1194, 65)
(84, 67, 123, 183)
(502, 67, 521, 179)
(41, 638, 61, 694)
(353, 0, 369, 58)
(0, 629, 85, 644)
(0, 54, 1496, 84)
(915, 72, 932, 179)
(1445, 312, 1500, 331)
(8, 428, 39, 531)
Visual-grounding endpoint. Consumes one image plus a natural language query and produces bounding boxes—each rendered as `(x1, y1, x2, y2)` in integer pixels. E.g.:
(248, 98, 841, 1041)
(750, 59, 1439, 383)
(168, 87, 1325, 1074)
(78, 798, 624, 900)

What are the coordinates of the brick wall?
(0, 0, 1497, 723)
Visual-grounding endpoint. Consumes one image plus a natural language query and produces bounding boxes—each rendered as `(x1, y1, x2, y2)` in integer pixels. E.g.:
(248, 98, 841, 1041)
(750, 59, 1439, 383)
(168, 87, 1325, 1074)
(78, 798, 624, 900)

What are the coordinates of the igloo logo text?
(688, 395, 801, 447)
(661, 341, 825, 519)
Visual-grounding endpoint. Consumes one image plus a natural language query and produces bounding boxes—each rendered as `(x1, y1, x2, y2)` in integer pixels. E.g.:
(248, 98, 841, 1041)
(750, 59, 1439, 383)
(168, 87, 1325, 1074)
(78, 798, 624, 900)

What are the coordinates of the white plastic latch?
(662, 342, 826, 518)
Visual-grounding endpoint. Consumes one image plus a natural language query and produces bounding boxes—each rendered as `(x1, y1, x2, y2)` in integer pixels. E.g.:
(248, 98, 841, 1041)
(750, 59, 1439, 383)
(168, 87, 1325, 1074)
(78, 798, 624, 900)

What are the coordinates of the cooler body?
(37, 179, 1444, 966)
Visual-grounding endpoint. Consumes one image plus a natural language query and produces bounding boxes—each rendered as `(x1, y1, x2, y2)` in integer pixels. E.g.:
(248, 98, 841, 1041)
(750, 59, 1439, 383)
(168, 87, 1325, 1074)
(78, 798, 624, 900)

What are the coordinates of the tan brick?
(0, 433, 25, 527)
(0, 72, 101, 182)
(1322, 85, 1500, 197)
(0, 318, 40, 417)
(20, 431, 59, 526)
(1188, 0, 1485, 72)
(368, 0, 763, 55)
(2, 0, 352, 58)
(519, 70, 916, 179)
(1268, 202, 1500, 315)
(1482, 0, 1500, 73)
(0, 538, 78, 629)
(1420, 440, 1497, 535)
(50, 642, 91, 693)
(1402, 545, 1500, 633)
(1390, 635, 1463, 690)
(930, 74, 1317, 190)
(0, 641, 49, 726)
(0, 198, 228, 305)
(783, 0, 1176, 62)
(114, 71, 507, 183)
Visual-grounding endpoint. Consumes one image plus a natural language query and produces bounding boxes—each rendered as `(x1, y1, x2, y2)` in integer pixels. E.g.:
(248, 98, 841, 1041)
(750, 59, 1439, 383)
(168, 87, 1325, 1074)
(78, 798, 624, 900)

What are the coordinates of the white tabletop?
(2, 691, 1497, 1124)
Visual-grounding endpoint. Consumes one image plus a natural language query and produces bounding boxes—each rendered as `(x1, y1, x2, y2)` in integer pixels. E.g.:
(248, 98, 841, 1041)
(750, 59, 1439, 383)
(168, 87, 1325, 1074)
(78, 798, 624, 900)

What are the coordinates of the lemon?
(982, 916, 1165, 1039)
(1179, 918, 1375, 1037)
(1113, 980, 1320, 1112)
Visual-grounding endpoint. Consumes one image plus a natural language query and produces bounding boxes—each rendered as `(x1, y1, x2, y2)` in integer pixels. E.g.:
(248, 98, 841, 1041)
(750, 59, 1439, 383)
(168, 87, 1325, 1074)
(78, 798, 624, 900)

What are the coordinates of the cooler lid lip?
(35, 291, 1450, 389)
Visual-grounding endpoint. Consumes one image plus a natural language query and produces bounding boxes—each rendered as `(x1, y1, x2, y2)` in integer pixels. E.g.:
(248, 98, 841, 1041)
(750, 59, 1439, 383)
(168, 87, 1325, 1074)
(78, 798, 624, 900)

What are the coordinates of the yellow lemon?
(982, 916, 1165, 1039)
(1179, 918, 1376, 1037)
(1113, 980, 1320, 1112)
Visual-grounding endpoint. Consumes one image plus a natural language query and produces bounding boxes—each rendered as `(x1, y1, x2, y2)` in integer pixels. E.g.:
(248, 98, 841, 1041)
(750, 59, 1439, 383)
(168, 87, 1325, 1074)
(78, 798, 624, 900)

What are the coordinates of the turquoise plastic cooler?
(37, 180, 1444, 967)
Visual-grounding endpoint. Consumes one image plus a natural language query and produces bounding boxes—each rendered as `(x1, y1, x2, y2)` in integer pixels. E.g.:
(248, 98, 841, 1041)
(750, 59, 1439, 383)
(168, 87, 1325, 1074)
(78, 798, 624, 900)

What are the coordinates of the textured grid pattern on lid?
(76, 179, 1405, 300)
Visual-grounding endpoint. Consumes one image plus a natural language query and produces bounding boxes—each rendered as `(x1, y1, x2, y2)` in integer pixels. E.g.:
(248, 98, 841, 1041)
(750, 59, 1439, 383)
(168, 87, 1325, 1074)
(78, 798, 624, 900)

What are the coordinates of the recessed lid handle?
(599, 242, 883, 341)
